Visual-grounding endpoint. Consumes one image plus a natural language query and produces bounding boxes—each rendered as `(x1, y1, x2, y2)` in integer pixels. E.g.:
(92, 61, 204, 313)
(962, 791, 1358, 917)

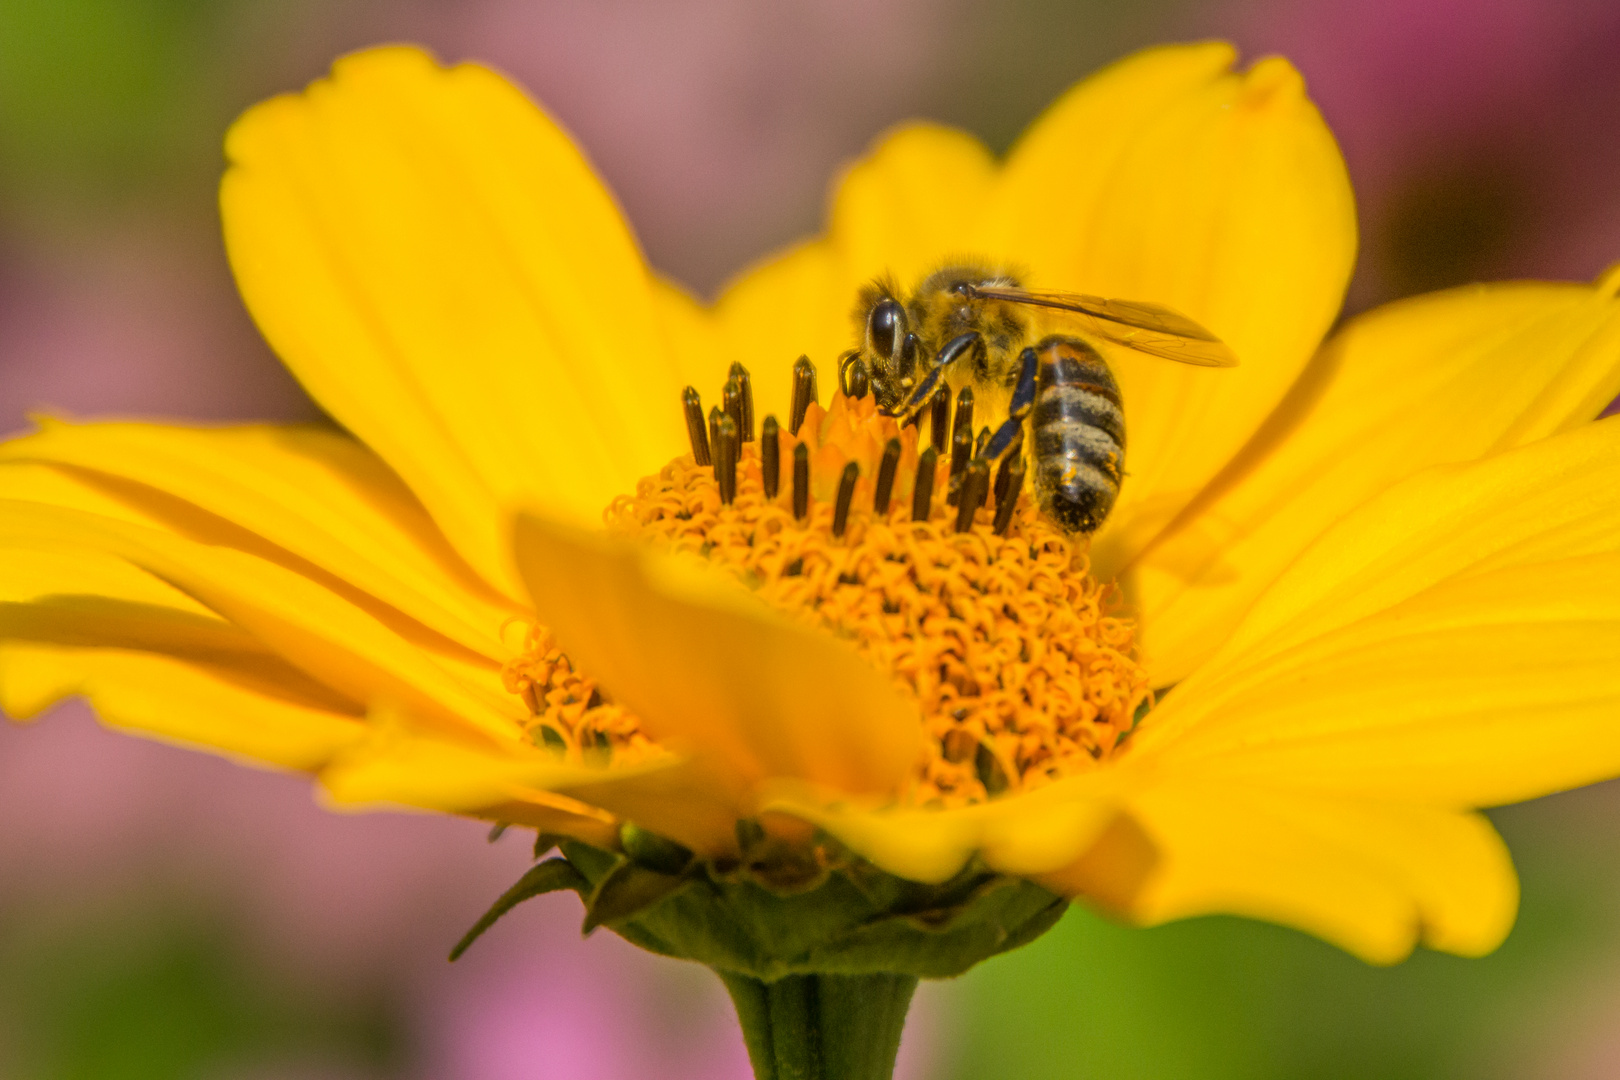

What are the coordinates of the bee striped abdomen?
(1029, 336, 1124, 534)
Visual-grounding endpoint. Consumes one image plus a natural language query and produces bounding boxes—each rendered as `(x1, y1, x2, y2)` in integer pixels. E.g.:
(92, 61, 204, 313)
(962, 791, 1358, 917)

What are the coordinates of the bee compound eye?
(867, 298, 906, 360)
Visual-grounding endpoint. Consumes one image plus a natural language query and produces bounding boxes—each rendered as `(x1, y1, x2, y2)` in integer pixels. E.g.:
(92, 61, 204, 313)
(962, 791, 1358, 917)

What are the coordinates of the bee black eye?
(867, 298, 906, 360)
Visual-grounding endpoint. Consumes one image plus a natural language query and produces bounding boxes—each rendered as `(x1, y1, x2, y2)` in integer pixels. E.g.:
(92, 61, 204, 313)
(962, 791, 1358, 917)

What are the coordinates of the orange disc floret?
(500, 622, 665, 769)
(590, 387, 1153, 807)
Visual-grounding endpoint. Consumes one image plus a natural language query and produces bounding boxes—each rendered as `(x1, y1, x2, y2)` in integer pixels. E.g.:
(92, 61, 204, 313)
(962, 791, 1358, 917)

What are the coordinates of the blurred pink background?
(3, 1, 1618, 1077)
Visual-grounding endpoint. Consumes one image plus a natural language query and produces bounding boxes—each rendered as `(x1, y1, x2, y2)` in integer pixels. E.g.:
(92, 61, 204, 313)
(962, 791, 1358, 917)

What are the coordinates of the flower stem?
(718, 970, 919, 1080)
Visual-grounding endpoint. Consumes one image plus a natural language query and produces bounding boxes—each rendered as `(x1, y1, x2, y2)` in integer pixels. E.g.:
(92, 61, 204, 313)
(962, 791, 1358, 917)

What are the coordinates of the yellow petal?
(511, 513, 923, 795)
(0, 500, 522, 744)
(0, 503, 721, 852)
(1, 420, 518, 661)
(713, 239, 845, 418)
(0, 545, 262, 661)
(1135, 418, 1620, 806)
(978, 42, 1240, 282)
(1139, 270, 1620, 681)
(221, 46, 684, 591)
(979, 43, 1356, 578)
(0, 542, 364, 715)
(319, 710, 592, 808)
(1178, 415, 1620, 682)
(558, 757, 748, 858)
(711, 123, 997, 418)
(0, 459, 507, 715)
(1, 643, 365, 771)
(1147, 562, 1620, 806)
(322, 709, 744, 856)
(0, 459, 175, 528)
(652, 275, 729, 406)
(1114, 784, 1516, 963)
(760, 771, 1124, 883)
(827, 122, 997, 289)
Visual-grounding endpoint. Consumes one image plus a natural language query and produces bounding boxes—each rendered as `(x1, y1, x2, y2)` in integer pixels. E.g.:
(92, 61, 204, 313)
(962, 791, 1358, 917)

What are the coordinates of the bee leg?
(883, 331, 983, 419)
(880, 361, 944, 418)
(984, 416, 1022, 461)
(984, 347, 1038, 460)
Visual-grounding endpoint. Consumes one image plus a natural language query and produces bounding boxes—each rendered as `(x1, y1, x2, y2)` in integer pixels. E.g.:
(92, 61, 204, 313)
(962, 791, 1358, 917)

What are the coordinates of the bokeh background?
(3, 0, 1620, 1077)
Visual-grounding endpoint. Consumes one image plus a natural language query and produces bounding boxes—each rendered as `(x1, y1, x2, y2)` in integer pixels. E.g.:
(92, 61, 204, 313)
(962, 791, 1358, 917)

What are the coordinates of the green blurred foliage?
(0, 894, 403, 1080)
(0, 0, 220, 226)
(935, 0, 1195, 154)
(947, 791, 1620, 1080)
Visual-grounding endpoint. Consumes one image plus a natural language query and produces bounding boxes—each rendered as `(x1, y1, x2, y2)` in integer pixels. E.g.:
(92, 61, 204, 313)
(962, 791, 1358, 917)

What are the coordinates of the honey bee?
(843, 263, 1238, 534)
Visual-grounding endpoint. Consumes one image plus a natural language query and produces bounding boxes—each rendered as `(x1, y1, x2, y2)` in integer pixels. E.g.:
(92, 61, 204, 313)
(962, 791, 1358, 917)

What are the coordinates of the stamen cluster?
(503, 358, 1151, 805)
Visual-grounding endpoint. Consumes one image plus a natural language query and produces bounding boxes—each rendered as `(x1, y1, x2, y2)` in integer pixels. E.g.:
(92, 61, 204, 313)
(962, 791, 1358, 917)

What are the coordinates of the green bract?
(453, 823, 1066, 981)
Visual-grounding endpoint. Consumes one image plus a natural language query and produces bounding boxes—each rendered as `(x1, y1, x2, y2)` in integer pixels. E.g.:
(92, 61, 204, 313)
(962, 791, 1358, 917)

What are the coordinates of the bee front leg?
(883, 331, 983, 419)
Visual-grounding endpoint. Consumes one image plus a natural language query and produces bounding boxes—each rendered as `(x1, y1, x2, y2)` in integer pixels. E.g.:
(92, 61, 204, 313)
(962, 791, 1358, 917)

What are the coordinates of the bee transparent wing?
(968, 286, 1240, 368)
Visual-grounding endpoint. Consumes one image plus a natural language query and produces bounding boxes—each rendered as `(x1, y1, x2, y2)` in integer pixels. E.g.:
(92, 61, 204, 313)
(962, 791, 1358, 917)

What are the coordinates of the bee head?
(860, 294, 919, 410)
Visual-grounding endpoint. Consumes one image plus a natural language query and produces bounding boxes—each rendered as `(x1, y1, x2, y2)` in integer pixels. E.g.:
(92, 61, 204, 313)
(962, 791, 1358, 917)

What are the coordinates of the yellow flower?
(4, 41, 1619, 970)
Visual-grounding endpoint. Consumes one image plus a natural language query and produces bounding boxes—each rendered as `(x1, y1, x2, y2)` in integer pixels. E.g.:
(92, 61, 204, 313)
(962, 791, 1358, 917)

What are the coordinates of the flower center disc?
(506, 384, 1152, 807)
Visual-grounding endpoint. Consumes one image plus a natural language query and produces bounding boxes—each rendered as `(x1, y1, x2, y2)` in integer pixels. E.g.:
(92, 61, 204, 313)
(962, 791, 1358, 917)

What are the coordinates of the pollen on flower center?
(505, 360, 1152, 807)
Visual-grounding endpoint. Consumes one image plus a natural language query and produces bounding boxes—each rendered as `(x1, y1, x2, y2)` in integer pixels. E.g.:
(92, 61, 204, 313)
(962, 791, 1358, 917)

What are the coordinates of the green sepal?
(582, 859, 693, 933)
(448, 857, 587, 961)
(619, 821, 694, 875)
(557, 835, 1067, 981)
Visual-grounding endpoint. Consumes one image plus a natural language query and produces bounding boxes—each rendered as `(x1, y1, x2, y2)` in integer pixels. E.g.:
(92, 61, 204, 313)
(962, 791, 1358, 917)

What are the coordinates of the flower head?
(2, 42, 1618, 970)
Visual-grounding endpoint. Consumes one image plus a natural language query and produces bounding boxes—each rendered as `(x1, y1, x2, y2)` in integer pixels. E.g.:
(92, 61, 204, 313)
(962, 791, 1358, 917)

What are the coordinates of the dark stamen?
(790, 356, 818, 435)
(912, 447, 937, 521)
(955, 459, 989, 532)
(929, 387, 950, 453)
(973, 425, 990, 459)
(722, 376, 745, 444)
(682, 386, 710, 466)
(975, 742, 1009, 796)
(840, 355, 871, 400)
(761, 415, 780, 499)
(993, 454, 1024, 535)
(991, 427, 1017, 508)
(946, 426, 972, 505)
(707, 406, 724, 473)
(942, 728, 976, 763)
(715, 414, 739, 503)
(993, 429, 1024, 507)
(832, 462, 859, 537)
(792, 442, 810, 520)
(951, 386, 975, 448)
(727, 362, 755, 441)
(872, 437, 900, 514)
